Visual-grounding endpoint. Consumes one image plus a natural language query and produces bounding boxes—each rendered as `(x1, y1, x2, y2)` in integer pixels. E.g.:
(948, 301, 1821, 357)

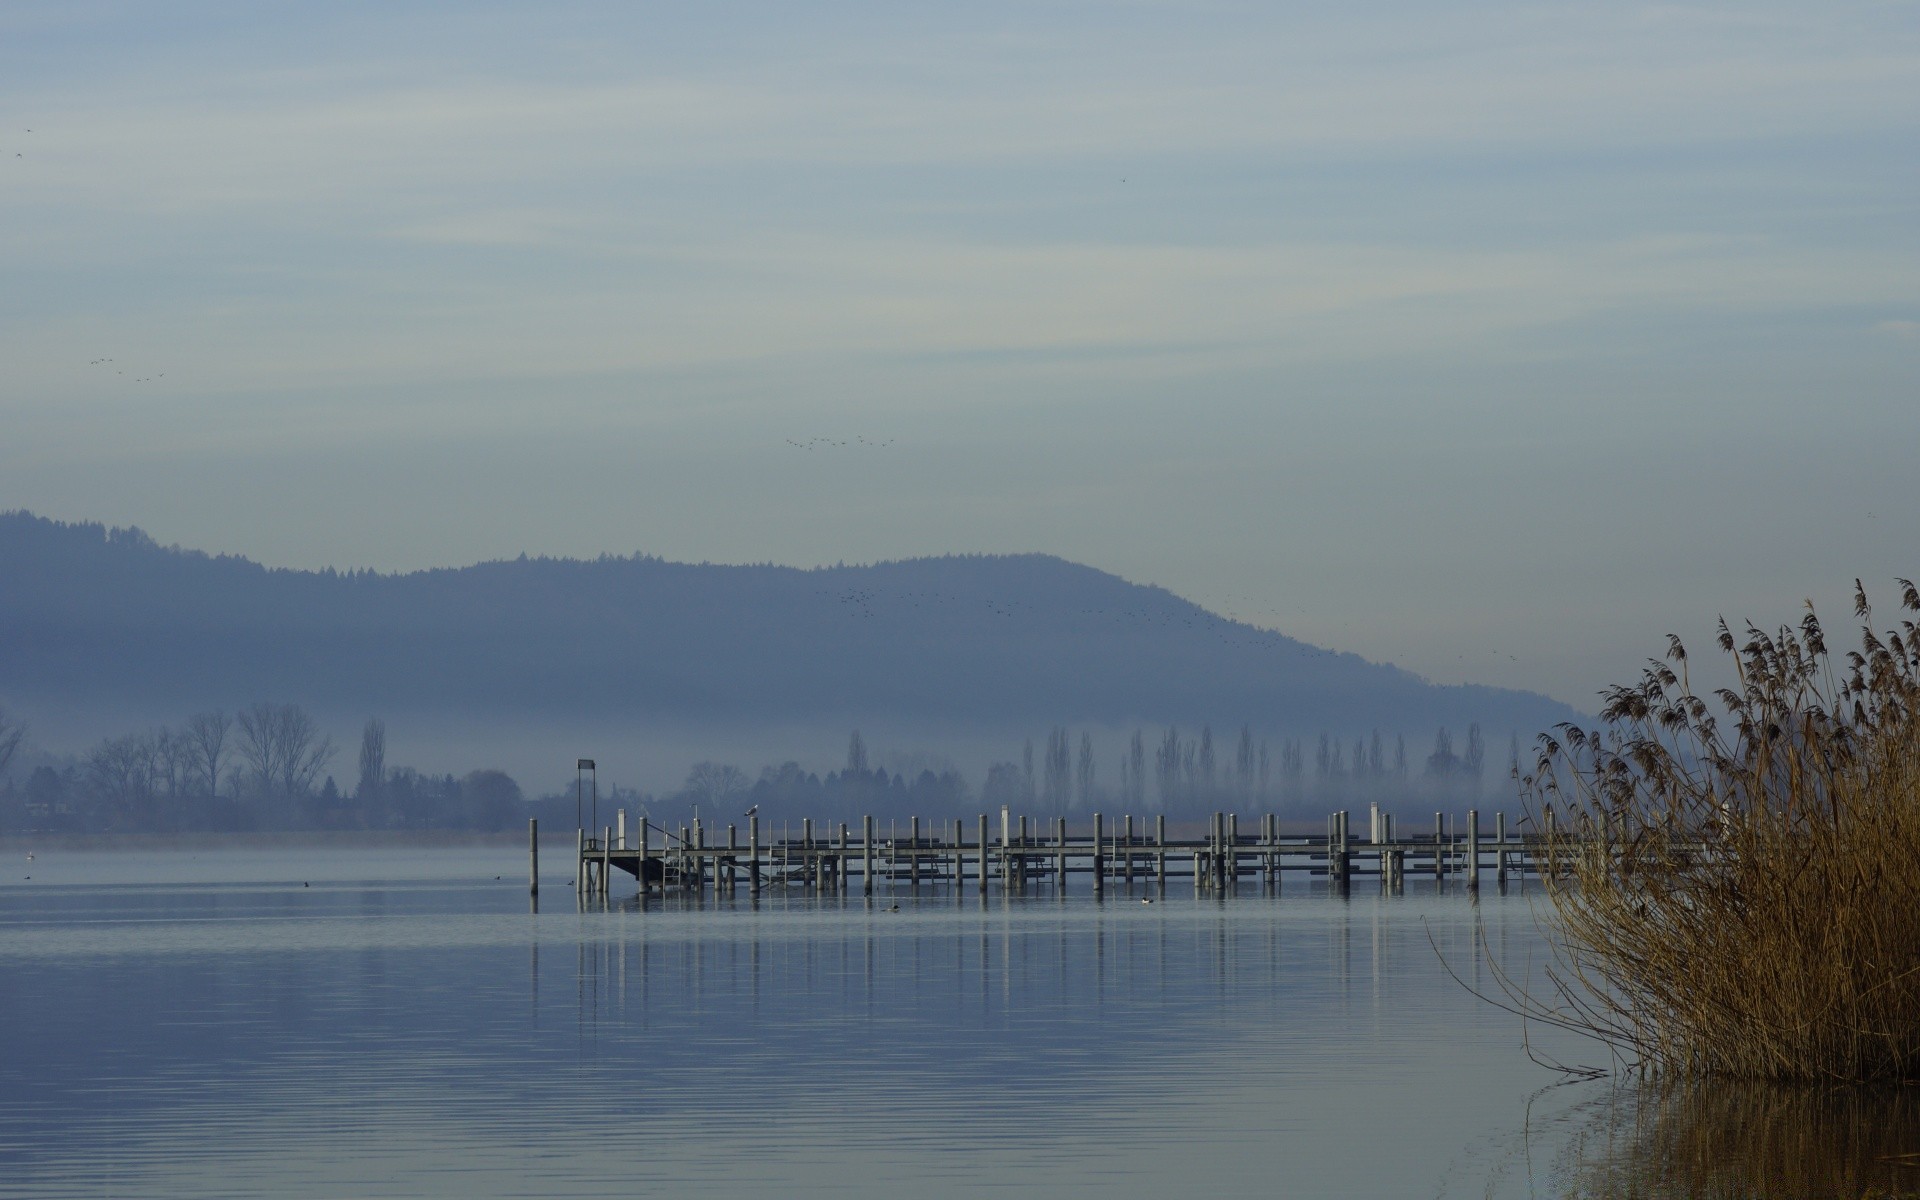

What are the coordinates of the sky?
(3, 0, 1916, 713)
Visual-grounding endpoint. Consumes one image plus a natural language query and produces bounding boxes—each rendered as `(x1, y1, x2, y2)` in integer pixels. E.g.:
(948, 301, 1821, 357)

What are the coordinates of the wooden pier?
(544, 807, 1559, 901)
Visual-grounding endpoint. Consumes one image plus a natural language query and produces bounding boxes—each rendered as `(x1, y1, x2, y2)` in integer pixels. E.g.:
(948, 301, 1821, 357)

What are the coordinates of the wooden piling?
(1092, 812, 1104, 896)
(1156, 814, 1167, 887)
(750, 813, 761, 895)
(1434, 812, 1445, 879)
(529, 818, 539, 895)
(978, 814, 989, 891)
(862, 815, 875, 896)
(1056, 817, 1068, 891)
(1466, 809, 1480, 890)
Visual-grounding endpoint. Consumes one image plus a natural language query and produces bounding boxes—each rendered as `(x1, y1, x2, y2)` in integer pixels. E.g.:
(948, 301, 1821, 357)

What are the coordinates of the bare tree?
(684, 761, 747, 812)
(1043, 727, 1070, 812)
(846, 730, 867, 775)
(236, 702, 334, 797)
(86, 732, 156, 826)
(1425, 727, 1458, 779)
(1128, 730, 1147, 810)
(153, 728, 192, 800)
(1155, 727, 1181, 808)
(184, 710, 231, 797)
(1074, 731, 1094, 811)
(0, 705, 24, 778)
(357, 719, 387, 801)
(1235, 725, 1255, 802)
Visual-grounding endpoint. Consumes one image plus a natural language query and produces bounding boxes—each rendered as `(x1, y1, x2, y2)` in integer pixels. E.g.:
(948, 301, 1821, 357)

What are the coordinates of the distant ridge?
(0, 511, 1582, 737)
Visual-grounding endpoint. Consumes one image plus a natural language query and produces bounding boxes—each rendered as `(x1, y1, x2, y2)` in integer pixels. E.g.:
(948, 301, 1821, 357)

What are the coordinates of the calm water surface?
(1, 847, 1913, 1198)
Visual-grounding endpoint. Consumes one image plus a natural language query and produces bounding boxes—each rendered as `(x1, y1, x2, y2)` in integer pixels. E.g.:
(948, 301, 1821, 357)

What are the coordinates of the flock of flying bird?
(785, 436, 895, 449)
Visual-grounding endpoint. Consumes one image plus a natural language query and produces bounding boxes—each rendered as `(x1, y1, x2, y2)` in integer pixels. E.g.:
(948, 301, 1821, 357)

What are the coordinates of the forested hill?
(0, 512, 1582, 735)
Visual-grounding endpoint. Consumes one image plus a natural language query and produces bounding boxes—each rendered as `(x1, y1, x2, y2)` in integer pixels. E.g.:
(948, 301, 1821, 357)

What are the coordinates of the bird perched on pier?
(744, 804, 759, 818)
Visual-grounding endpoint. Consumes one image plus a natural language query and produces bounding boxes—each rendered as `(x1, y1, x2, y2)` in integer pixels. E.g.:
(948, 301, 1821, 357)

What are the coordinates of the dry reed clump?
(1519, 579, 1920, 1082)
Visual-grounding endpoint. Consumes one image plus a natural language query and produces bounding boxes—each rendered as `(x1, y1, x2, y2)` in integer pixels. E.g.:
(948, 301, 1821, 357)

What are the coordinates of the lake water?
(1, 846, 1914, 1198)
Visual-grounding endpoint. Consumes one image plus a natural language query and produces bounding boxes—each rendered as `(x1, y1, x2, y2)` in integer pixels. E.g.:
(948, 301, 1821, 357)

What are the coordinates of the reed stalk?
(1521, 579, 1920, 1081)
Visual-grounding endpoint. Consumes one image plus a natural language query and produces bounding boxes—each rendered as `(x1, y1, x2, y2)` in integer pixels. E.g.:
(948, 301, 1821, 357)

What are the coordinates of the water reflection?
(0, 849, 1709, 1199)
(1551, 1081, 1920, 1199)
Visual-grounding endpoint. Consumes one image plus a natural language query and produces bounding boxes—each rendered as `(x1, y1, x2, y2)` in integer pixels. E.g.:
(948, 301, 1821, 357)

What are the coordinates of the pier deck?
(545, 807, 1578, 900)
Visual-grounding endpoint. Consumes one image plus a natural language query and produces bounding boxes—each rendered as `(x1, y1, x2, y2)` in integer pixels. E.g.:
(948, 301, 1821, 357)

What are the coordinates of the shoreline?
(0, 830, 538, 853)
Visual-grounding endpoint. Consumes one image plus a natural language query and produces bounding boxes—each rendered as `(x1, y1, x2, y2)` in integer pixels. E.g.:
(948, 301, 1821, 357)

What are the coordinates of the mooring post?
(1466, 809, 1480, 890)
(801, 817, 814, 891)
(1092, 812, 1104, 896)
(1056, 817, 1067, 890)
(1339, 810, 1353, 894)
(1434, 812, 1445, 880)
(978, 814, 989, 892)
(860, 815, 873, 896)
(1495, 811, 1506, 884)
(953, 818, 964, 891)
(1016, 815, 1027, 891)
(575, 826, 585, 902)
(1156, 814, 1167, 888)
(529, 818, 539, 895)
(910, 816, 921, 888)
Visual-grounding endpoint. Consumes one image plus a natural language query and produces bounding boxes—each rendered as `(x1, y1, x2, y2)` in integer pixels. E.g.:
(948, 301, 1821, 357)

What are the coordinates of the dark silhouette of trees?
(462, 769, 524, 832)
(1075, 732, 1094, 811)
(357, 719, 386, 802)
(683, 761, 748, 814)
(86, 732, 156, 828)
(184, 710, 230, 798)
(0, 705, 25, 779)
(983, 761, 1023, 809)
(235, 702, 334, 802)
(1044, 727, 1070, 812)
(1425, 727, 1458, 780)
(1155, 727, 1182, 808)
(1126, 729, 1147, 810)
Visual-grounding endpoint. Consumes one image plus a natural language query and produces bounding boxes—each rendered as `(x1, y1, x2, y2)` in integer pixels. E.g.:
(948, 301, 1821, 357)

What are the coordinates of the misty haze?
(5, 2, 1917, 1197)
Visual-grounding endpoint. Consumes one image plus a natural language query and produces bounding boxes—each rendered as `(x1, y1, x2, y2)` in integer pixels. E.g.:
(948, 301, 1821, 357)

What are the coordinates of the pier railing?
(543, 807, 1627, 901)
